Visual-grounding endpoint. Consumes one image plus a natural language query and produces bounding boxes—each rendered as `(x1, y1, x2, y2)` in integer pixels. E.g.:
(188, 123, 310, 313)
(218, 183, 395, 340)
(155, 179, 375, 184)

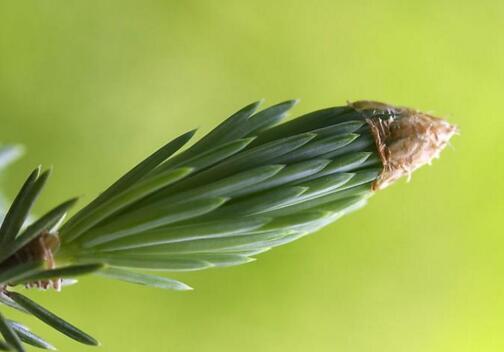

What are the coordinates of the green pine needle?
(7, 320, 56, 351)
(0, 312, 24, 352)
(7, 292, 99, 346)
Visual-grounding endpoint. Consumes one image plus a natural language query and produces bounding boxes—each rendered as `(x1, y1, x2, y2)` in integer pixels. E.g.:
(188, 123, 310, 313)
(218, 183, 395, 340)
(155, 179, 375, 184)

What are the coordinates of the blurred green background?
(1, 1, 503, 351)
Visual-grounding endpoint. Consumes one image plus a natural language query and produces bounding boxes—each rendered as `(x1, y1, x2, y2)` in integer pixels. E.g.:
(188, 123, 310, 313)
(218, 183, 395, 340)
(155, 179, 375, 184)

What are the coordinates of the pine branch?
(0, 100, 457, 351)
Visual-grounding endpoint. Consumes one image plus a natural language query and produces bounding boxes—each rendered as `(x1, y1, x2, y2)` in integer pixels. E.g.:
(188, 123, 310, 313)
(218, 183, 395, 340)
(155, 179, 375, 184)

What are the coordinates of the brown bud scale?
(351, 101, 457, 190)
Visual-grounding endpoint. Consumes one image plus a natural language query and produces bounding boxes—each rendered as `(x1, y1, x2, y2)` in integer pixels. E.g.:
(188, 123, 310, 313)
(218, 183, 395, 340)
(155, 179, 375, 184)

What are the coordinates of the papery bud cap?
(350, 101, 458, 190)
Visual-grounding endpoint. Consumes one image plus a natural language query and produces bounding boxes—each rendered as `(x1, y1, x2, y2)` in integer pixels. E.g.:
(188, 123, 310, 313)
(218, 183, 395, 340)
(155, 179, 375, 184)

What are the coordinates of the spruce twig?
(0, 100, 457, 350)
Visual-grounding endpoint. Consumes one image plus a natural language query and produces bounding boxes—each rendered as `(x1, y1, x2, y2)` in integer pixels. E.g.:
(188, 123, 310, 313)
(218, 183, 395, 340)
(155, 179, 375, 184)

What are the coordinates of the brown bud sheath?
(351, 101, 458, 190)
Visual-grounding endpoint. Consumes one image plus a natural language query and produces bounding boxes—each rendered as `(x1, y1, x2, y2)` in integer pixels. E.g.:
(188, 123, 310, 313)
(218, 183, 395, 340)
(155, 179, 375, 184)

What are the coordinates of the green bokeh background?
(1, 1, 503, 351)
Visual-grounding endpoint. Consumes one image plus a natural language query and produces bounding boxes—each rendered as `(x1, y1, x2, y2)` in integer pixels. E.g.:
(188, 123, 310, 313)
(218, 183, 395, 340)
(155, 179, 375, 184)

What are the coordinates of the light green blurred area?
(1, 1, 503, 351)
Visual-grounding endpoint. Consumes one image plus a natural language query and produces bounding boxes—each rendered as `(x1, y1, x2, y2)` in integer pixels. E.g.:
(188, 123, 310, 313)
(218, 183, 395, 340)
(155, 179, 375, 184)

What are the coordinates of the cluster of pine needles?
(0, 99, 452, 350)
